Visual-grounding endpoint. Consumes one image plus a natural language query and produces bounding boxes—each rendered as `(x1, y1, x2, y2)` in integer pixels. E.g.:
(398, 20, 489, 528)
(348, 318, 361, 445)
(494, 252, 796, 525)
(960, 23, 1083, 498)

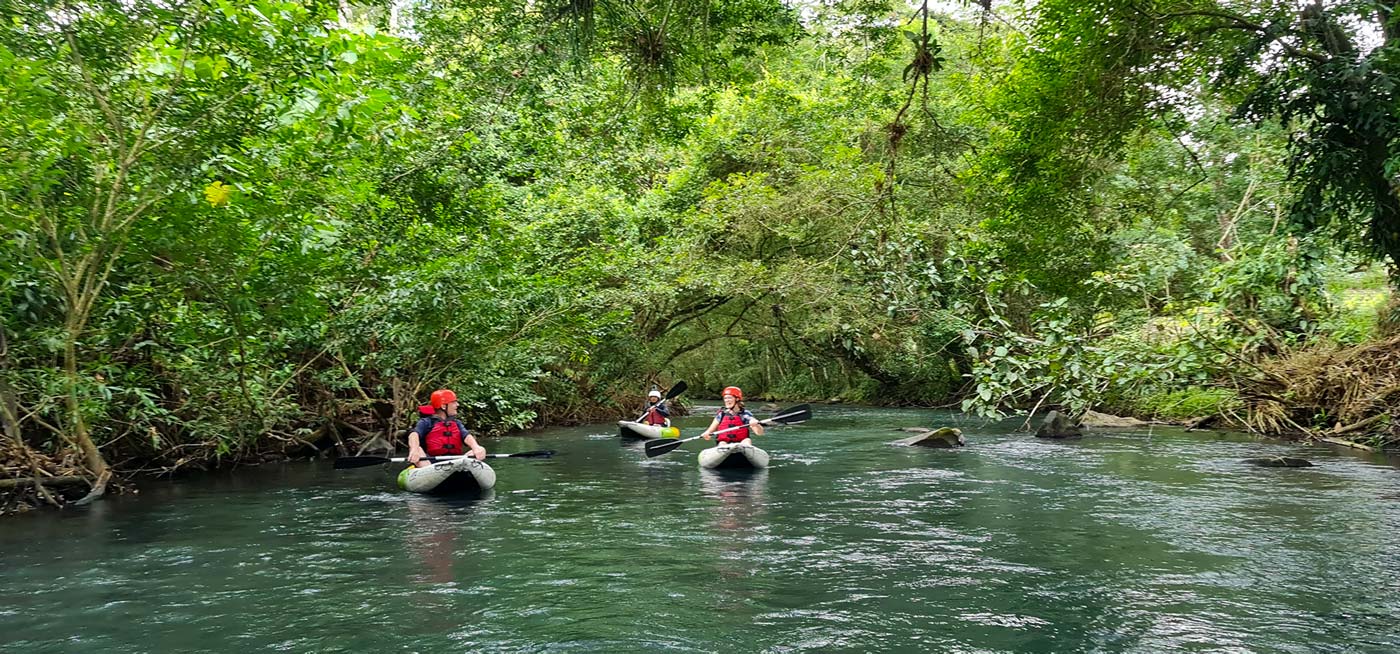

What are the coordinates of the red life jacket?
(715, 409, 751, 443)
(423, 417, 468, 456)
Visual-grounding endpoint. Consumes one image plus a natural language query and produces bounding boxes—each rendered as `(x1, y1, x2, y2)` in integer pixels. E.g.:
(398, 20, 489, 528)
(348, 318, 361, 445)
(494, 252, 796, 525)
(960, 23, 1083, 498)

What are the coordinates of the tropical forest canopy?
(4, 0, 1400, 494)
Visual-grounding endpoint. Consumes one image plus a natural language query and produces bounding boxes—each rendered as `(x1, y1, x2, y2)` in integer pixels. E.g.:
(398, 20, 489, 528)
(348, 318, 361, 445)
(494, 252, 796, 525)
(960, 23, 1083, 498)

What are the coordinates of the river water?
(3, 406, 1399, 653)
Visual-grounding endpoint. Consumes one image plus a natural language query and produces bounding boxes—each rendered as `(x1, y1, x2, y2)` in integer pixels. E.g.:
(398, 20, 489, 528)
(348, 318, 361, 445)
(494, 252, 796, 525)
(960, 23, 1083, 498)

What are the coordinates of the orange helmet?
(430, 389, 458, 410)
(722, 386, 742, 400)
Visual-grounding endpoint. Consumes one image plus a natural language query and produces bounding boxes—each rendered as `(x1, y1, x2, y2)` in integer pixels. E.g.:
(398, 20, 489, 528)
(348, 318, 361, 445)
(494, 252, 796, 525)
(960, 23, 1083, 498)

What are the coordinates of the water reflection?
(700, 468, 769, 534)
(699, 469, 769, 587)
(402, 497, 474, 584)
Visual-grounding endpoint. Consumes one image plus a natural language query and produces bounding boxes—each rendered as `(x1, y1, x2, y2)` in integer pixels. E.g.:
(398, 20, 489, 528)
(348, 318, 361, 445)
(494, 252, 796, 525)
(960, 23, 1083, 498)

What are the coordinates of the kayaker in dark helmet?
(407, 389, 487, 467)
(637, 389, 671, 427)
(699, 386, 764, 445)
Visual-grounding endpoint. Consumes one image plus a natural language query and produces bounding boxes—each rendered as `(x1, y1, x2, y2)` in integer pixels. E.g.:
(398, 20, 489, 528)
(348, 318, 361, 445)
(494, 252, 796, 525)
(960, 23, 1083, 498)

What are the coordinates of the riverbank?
(10, 329, 1400, 515)
(0, 395, 683, 514)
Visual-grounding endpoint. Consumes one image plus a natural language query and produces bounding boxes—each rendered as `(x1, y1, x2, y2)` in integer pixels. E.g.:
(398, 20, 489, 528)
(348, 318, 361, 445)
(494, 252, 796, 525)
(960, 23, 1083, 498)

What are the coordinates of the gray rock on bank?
(1079, 410, 1150, 429)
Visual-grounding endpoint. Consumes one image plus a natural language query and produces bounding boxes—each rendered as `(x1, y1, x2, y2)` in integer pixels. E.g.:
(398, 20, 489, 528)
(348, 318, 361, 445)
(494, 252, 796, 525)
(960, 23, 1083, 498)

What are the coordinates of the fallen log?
(1316, 436, 1378, 453)
(0, 475, 89, 490)
(1331, 413, 1388, 436)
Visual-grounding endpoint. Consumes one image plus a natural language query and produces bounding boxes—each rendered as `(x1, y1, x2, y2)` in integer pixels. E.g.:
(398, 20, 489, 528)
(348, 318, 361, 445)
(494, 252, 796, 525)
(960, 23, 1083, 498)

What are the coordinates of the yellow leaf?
(204, 180, 232, 207)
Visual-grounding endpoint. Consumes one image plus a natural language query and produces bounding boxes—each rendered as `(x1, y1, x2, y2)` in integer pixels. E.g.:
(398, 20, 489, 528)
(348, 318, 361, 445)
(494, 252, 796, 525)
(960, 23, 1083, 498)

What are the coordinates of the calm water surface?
(3, 406, 1399, 653)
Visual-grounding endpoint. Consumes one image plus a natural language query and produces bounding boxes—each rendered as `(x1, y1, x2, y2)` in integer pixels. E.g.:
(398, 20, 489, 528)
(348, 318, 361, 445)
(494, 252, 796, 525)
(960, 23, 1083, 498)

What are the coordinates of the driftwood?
(70, 469, 111, 506)
(1315, 436, 1378, 453)
(1331, 413, 1388, 437)
(1239, 335, 1400, 438)
(0, 475, 89, 490)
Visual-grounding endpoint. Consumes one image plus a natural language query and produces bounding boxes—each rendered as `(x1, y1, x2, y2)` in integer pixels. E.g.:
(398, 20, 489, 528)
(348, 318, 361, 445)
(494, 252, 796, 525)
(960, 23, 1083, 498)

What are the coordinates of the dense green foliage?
(2, 0, 1397, 496)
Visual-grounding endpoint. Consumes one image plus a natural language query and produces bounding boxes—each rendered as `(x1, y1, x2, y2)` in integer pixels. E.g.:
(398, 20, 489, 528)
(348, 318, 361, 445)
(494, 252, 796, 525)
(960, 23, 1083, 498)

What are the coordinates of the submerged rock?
(1035, 410, 1083, 439)
(1243, 456, 1314, 468)
(892, 427, 965, 448)
(1080, 410, 1149, 429)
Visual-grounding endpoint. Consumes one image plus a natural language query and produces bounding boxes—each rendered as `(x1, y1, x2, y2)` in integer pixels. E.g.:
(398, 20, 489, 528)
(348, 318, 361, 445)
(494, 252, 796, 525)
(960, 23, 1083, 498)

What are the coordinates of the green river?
(3, 406, 1399, 652)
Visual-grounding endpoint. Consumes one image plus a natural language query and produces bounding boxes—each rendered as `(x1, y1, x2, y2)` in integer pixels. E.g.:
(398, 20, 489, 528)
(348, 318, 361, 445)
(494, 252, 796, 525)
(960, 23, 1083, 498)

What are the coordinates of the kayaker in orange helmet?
(699, 386, 764, 445)
(407, 389, 487, 467)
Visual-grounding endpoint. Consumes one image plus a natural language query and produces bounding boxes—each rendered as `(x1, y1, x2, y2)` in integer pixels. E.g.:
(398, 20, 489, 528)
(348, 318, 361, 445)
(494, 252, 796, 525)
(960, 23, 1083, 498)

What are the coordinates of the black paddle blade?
(665, 380, 688, 400)
(644, 438, 686, 458)
(496, 449, 556, 458)
(333, 456, 390, 470)
(770, 404, 812, 425)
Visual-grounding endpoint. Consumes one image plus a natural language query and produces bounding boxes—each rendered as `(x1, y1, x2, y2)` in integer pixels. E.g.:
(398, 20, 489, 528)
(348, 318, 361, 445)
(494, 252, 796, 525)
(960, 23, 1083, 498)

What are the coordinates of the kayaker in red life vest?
(637, 389, 671, 427)
(407, 389, 487, 467)
(699, 386, 764, 444)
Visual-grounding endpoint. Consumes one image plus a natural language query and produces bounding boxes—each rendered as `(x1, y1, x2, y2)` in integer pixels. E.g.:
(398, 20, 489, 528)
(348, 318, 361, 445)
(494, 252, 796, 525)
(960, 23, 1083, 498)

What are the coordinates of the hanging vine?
(882, 0, 945, 219)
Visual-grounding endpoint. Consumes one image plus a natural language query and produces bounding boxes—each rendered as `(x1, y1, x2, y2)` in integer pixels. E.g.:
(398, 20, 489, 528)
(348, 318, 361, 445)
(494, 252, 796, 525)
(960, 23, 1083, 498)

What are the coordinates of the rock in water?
(1183, 415, 1218, 430)
(1243, 456, 1314, 468)
(893, 427, 966, 448)
(1035, 410, 1083, 439)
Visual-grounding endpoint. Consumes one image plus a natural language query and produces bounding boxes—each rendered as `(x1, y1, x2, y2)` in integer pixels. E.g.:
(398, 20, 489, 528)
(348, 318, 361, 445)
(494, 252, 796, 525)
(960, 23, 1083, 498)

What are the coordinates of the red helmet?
(430, 389, 457, 410)
(722, 386, 742, 400)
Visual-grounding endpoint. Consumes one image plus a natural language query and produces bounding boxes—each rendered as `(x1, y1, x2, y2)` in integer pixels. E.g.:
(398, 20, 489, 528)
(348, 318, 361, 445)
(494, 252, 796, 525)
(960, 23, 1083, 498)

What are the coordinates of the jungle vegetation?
(3, 0, 1399, 509)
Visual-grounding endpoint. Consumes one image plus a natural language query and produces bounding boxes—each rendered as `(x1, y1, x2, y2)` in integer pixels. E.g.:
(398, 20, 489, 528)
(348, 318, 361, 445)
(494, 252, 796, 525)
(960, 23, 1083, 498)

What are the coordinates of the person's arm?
(655, 402, 670, 418)
(699, 416, 721, 440)
(407, 420, 429, 464)
(748, 412, 765, 437)
(462, 425, 486, 461)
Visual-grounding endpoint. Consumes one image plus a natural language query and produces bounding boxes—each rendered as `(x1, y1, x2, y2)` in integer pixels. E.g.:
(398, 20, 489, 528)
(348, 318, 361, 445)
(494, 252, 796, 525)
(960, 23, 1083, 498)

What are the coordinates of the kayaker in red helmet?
(407, 389, 487, 467)
(699, 386, 764, 445)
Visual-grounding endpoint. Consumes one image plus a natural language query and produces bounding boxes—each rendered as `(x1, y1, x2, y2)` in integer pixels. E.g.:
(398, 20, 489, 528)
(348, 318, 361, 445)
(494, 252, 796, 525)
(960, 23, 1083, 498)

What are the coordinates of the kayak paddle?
(333, 450, 557, 470)
(643, 404, 811, 458)
(632, 380, 687, 422)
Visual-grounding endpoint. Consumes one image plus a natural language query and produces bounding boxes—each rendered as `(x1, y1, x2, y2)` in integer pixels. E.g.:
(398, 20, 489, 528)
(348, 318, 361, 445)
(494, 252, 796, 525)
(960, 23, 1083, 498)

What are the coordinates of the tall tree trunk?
(0, 328, 21, 445)
(62, 336, 107, 480)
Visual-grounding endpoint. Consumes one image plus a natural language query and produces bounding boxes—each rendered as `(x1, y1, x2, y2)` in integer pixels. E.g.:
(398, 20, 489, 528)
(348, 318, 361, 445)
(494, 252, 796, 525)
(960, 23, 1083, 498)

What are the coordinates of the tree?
(975, 0, 1400, 282)
(0, 0, 404, 491)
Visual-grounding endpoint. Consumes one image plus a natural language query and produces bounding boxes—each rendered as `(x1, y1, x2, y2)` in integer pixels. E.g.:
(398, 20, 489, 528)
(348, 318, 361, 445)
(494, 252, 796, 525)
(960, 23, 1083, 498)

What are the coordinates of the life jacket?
(417, 407, 469, 456)
(715, 409, 751, 443)
(643, 403, 668, 426)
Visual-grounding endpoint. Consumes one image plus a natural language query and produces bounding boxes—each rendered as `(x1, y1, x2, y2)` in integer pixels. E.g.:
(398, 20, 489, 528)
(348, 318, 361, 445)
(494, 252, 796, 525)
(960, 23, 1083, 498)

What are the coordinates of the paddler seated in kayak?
(699, 386, 764, 445)
(637, 389, 672, 427)
(407, 389, 487, 467)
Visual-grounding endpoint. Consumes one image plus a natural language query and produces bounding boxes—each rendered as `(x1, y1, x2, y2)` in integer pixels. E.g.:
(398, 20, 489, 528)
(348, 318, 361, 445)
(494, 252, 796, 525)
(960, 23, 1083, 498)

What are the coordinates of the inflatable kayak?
(395, 457, 497, 495)
(697, 442, 770, 470)
(618, 421, 680, 440)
